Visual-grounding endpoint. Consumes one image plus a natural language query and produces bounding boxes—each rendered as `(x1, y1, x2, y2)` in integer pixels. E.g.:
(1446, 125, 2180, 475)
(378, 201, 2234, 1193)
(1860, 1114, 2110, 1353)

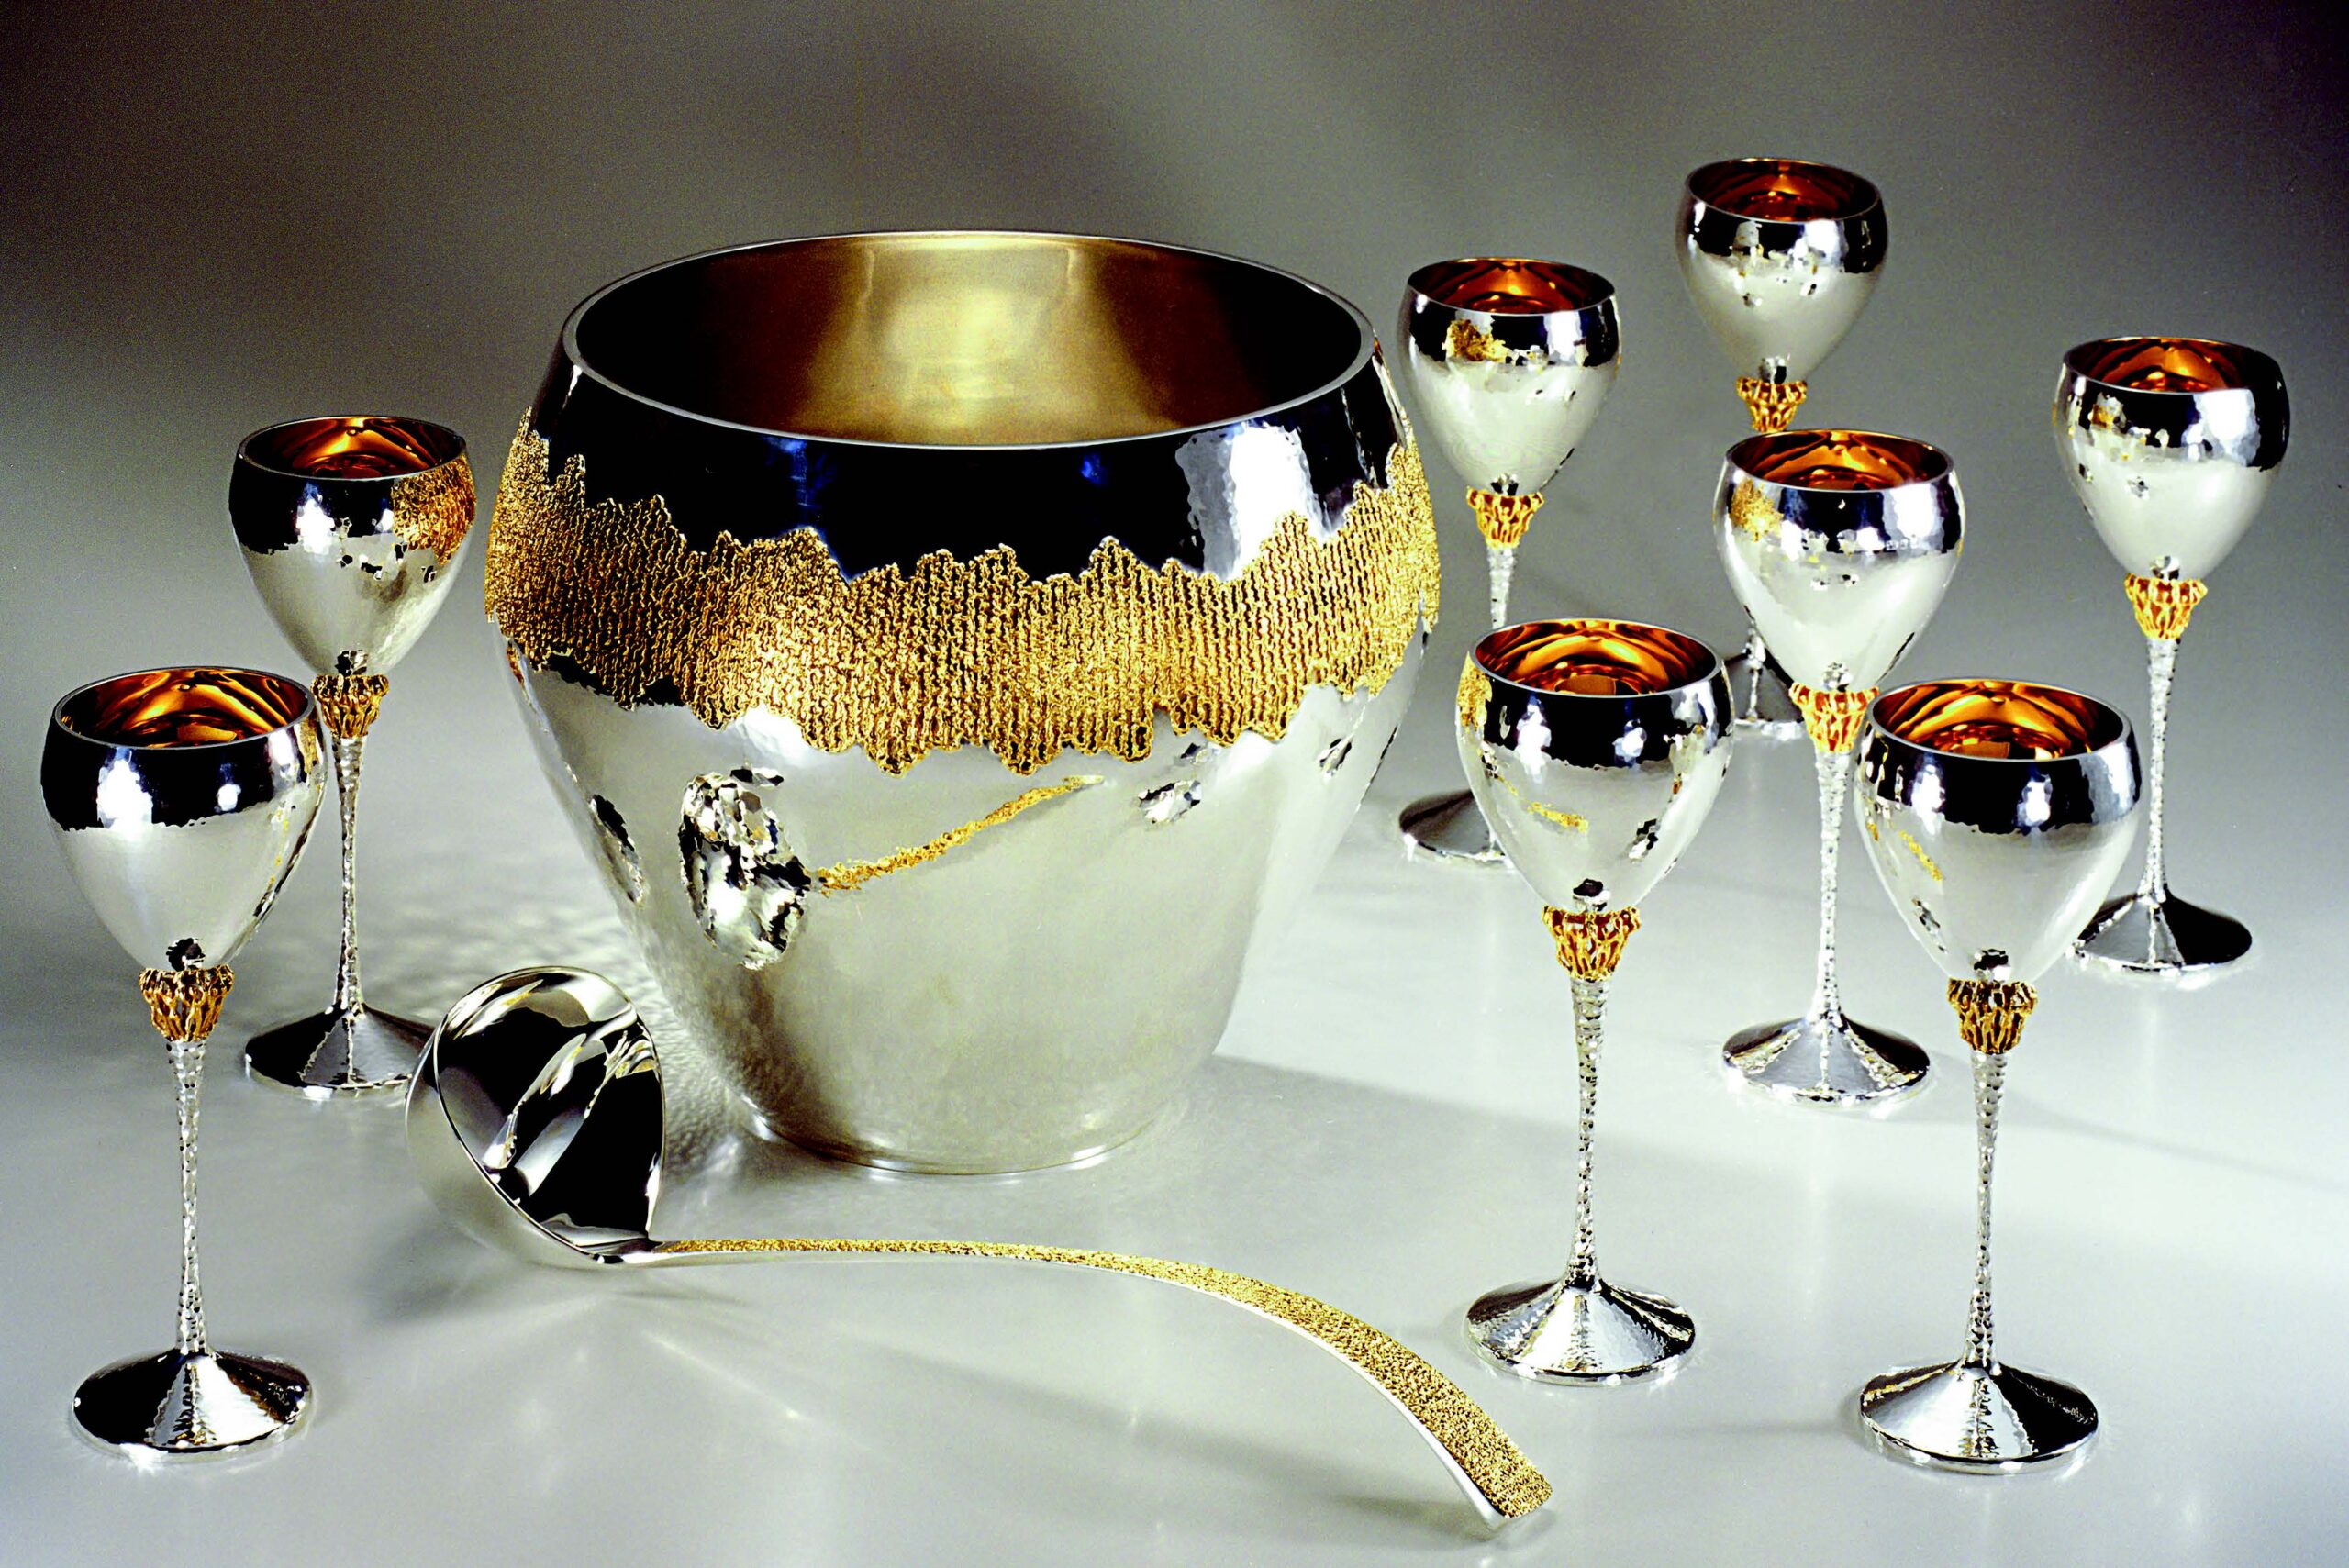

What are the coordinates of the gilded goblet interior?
(1731, 428, 1944, 492)
(1875, 679, 2117, 761)
(2064, 336, 2272, 398)
(56, 666, 312, 751)
(241, 414, 466, 481)
(1408, 257, 1615, 317)
(1478, 618, 1715, 695)
(1686, 157, 1879, 227)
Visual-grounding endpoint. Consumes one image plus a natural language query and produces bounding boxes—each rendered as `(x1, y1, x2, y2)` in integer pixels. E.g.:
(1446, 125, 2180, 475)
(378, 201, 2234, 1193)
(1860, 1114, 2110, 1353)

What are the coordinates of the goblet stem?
(170, 1039, 209, 1357)
(1736, 628, 1767, 713)
(1963, 1048, 2003, 1371)
(328, 733, 366, 1020)
(1466, 489, 1540, 630)
(138, 965, 233, 1356)
(1486, 540, 1517, 629)
(1808, 741, 1853, 1028)
(1564, 972, 1606, 1289)
(2137, 630, 2176, 904)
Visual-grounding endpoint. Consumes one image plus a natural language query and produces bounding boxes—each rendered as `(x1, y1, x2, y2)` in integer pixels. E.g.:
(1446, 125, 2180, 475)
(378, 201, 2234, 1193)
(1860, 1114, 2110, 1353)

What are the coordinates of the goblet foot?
(1723, 1012, 1930, 1107)
(2073, 890, 2251, 983)
(245, 1005, 430, 1098)
(1859, 1359, 2097, 1473)
(1399, 789, 1506, 865)
(72, 1347, 311, 1461)
(1723, 649, 1804, 739)
(1464, 1274, 1694, 1385)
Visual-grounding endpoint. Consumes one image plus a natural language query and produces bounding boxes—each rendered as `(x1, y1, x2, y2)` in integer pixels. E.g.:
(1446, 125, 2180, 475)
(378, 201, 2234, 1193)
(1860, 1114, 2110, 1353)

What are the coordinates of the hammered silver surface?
(513, 652, 1420, 1173)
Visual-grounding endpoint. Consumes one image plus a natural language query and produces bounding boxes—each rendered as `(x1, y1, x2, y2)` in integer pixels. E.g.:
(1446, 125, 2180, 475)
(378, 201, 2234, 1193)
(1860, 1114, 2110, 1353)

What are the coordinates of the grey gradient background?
(3, 3, 2346, 1563)
(6, 0, 2345, 954)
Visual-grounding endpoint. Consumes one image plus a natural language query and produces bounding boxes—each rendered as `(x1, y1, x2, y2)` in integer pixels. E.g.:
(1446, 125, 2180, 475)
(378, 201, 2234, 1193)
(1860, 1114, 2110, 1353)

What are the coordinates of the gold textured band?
(1457, 664, 1492, 732)
(2124, 573, 2208, 641)
(1442, 319, 1511, 364)
(1727, 476, 1784, 541)
(486, 424, 1441, 775)
(389, 454, 475, 562)
(654, 1234, 1550, 1518)
(814, 777, 1100, 894)
(1946, 978, 2036, 1054)
(314, 672, 390, 739)
(139, 965, 234, 1043)
(1544, 906, 1641, 981)
(1467, 489, 1542, 548)
(1789, 684, 1876, 753)
(1736, 376, 1808, 434)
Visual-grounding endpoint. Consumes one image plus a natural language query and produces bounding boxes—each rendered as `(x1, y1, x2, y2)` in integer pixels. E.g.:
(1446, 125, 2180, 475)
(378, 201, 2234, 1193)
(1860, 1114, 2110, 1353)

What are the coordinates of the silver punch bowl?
(487, 232, 1440, 1173)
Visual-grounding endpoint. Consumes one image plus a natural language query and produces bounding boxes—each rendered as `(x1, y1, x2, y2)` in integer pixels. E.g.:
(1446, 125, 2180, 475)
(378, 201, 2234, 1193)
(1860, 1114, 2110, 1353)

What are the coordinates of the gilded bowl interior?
(1687, 157, 1879, 223)
(56, 667, 312, 748)
(568, 232, 1369, 447)
(1875, 679, 2121, 760)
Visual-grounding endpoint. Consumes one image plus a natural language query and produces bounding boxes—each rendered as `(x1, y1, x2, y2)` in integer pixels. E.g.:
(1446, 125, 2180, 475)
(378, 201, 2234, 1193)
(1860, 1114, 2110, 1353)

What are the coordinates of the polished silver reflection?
(1854, 679, 2142, 1471)
(1392, 257, 1623, 863)
(1456, 620, 1731, 1383)
(1714, 430, 1962, 1107)
(1676, 158, 1887, 407)
(231, 415, 475, 1096)
(41, 667, 327, 1461)
(517, 667, 1415, 1173)
(406, 966, 1553, 1526)
(1677, 157, 1890, 736)
(2054, 337, 2288, 982)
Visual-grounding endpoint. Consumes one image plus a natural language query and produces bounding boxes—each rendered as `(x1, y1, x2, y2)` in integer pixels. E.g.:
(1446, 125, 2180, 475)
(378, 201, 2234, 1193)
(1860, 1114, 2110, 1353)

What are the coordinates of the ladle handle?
(649, 1235, 1549, 1525)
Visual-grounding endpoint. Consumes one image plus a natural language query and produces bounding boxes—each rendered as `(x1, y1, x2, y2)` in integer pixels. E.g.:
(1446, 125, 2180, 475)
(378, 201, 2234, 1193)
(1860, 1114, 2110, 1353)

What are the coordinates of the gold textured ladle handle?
(652, 1236, 1551, 1523)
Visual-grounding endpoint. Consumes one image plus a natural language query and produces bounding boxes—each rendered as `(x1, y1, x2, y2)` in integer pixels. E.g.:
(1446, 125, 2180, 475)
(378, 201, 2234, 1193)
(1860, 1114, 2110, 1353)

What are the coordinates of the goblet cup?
(1855, 680, 2142, 1470)
(1394, 257, 1621, 863)
(1678, 157, 1889, 737)
(231, 415, 474, 1095)
(1714, 430, 1962, 1107)
(41, 667, 328, 1459)
(2054, 337, 2288, 981)
(1455, 619, 1732, 1381)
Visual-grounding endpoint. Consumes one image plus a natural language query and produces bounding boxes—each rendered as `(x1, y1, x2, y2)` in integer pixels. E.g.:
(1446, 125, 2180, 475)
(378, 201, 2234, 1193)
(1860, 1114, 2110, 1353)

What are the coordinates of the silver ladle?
(405, 966, 1550, 1526)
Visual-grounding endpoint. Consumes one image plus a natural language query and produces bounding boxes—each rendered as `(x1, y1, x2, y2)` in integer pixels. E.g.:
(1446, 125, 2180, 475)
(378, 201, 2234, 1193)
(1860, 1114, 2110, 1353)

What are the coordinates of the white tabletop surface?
(3, 617, 2343, 1567)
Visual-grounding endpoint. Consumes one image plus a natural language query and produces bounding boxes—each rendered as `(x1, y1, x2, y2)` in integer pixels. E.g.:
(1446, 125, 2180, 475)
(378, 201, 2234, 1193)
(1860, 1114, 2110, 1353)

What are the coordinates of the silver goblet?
(1455, 620, 1732, 1381)
(1855, 679, 2142, 1470)
(2054, 337, 2288, 981)
(41, 667, 328, 1459)
(1678, 157, 1889, 738)
(1715, 430, 1962, 1107)
(1394, 257, 1621, 863)
(230, 415, 474, 1095)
